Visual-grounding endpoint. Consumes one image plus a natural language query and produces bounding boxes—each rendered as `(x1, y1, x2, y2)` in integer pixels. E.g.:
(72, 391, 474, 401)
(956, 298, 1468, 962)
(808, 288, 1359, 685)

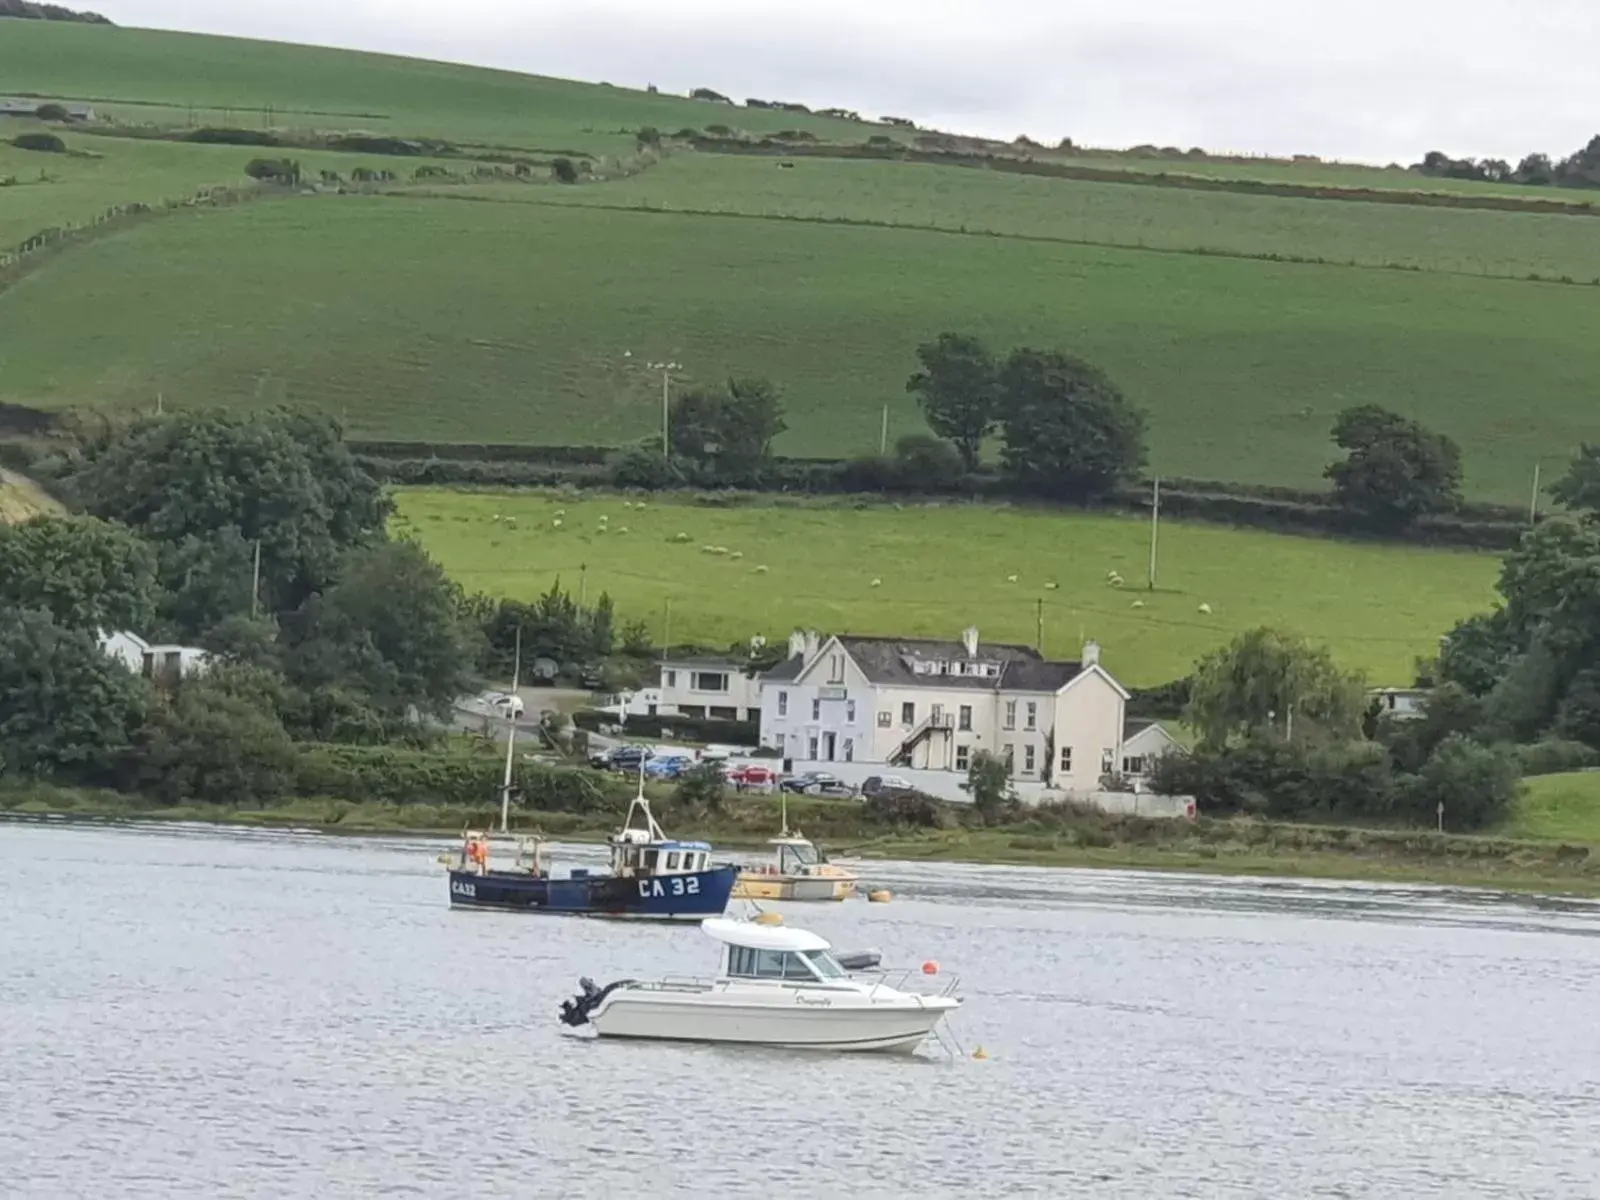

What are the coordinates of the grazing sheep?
(713, 546, 729, 555)
(616, 526, 629, 534)
(1198, 602, 1212, 614)
(554, 509, 566, 517)
(492, 514, 502, 523)
(731, 551, 744, 559)
(702, 545, 718, 553)
(552, 519, 563, 529)
(1044, 582, 1059, 590)
(754, 565, 769, 573)
(870, 578, 882, 587)
(1132, 600, 1145, 609)
(1006, 574, 1019, 583)
(673, 532, 690, 542)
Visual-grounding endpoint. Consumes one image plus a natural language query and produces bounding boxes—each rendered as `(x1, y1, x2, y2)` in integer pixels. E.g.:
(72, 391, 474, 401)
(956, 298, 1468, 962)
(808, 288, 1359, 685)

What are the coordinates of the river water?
(3, 821, 1598, 1198)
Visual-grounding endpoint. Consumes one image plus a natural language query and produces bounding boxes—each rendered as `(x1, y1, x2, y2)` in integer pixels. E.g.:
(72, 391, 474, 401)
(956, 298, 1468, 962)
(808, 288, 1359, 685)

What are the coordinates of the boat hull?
(731, 873, 853, 902)
(589, 989, 958, 1053)
(449, 866, 736, 920)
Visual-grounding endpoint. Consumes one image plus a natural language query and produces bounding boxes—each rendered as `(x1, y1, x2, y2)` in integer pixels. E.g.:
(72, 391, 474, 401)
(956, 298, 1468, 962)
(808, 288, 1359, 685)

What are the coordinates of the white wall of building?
(658, 660, 761, 720)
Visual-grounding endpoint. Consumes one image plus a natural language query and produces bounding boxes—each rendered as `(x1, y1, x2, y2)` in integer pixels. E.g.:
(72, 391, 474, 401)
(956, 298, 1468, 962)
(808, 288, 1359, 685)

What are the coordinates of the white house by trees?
(758, 627, 1148, 796)
(99, 631, 209, 684)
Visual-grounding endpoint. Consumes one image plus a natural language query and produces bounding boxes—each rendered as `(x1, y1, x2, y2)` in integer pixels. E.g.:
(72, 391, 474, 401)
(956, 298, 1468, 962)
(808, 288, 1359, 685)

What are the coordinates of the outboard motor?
(559, 976, 635, 1027)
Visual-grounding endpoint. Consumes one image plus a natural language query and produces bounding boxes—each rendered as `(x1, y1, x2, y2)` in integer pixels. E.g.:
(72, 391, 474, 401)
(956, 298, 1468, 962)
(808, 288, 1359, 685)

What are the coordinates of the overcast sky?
(92, 0, 1600, 163)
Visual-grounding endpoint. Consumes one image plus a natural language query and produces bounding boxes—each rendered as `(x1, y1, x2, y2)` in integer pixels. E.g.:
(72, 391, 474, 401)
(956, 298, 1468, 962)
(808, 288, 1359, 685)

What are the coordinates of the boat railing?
(860, 967, 962, 1001)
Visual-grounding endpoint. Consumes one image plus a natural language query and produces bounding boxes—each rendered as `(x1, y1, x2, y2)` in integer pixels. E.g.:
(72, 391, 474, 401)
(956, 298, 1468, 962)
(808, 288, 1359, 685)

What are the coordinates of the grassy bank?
(7, 786, 1598, 898)
(396, 488, 1496, 686)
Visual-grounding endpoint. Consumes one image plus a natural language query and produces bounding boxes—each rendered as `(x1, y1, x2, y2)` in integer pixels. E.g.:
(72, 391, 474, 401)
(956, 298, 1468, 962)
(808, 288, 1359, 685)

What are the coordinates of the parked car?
(860, 774, 913, 798)
(728, 764, 779, 791)
(780, 771, 853, 798)
(596, 745, 654, 773)
(481, 691, 525, 719)
(644, 755, 692, 780)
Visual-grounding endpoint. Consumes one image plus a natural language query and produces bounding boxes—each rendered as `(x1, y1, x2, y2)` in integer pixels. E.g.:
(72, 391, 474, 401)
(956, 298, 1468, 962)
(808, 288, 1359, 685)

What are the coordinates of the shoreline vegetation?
(7, 787, 1599, 899)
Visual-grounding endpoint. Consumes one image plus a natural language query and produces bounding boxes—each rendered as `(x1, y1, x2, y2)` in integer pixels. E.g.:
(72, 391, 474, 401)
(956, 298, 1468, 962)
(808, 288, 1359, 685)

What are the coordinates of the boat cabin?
(704, 917, 850, 983)
(612, 839, 715, 878)
(770, 836, 823, 876)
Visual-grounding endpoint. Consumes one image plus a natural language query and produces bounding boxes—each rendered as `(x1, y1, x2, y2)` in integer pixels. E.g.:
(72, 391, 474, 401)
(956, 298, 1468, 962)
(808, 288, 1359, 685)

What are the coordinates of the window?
(808, 736, 819, 760)
(665, 851, 680, 870)
(777, 691, 788, 717)
(1124, 756, 1147, 776)
(877, 711, 892, 728)
(829, 654, 845, 684)
(958, 704, 973, 731)
(901, 702, 915, 727)
(710, 705, 738, 720)
(801, 950, 846, 980)
(665, 670, 677, 688)
(1059, 745, 1073, 773)
(1025, 701, 1037, 731)
(1004, 700, 1016, 731)
(931, 703, 944, 726)
(1024, 744, 1036, 773)
(680, 705, 706, 718)
(846, 700, 857, 723)
(955, 744, 970, 771)
(1003, 744, 1015, 769)
(811, 698, 821, 721)
(692, 671, 729, 693)
(843, 737, 854, 762)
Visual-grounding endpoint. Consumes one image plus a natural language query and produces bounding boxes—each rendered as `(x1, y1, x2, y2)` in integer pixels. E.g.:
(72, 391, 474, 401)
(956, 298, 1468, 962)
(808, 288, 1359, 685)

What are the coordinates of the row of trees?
(1416, 136, 1600, 190)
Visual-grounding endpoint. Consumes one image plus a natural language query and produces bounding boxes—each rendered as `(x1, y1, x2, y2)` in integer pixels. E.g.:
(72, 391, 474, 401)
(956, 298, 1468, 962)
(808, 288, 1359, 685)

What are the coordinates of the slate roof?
(837, 635, 1083, 693)
(762, 655, 806, 683)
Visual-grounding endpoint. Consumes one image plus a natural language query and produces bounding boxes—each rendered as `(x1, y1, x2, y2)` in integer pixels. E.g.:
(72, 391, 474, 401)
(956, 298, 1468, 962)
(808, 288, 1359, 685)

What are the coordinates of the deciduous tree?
(1324, 405, 1462, 527)
(996, 349, 1146, 500)
(669, 377, 786, 481)
(905, 332, 998, 471)
(1185, 627, 1366, 751)
(0, 515, 156, 632)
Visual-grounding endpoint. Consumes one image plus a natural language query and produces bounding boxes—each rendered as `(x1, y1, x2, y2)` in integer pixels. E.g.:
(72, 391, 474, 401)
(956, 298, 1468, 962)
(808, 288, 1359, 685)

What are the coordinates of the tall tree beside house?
(61, 408, 391, 623)
(965, 750, 1016, 825)
(0, 608, 151, 779)
(0, 514, 156, 633)
(996, 349, 1146, 501)
(905, 332, 999, 472)
(1185, 627, 1367, 751)
(1324, 405, 1462, 527)
(669, 377, 787, 482)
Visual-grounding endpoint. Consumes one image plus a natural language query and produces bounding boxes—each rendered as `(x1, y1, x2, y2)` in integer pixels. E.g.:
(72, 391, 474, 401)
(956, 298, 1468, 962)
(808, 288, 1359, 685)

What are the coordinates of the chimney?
(1082, 639, 1101, 668)
(787, 630, 807, 661)
(961, 626, 980, 658)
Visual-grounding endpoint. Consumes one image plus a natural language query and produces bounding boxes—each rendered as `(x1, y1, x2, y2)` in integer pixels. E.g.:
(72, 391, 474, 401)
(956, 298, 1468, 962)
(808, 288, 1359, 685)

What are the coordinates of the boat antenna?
(498, 625, 522, 835)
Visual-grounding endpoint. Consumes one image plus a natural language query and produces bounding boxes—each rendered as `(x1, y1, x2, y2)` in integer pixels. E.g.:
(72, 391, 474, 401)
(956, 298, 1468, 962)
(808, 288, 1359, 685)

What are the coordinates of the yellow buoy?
(868, 889, 892, 904)
(752, 911, 784, 926)
(972, 1046, 990, 1061)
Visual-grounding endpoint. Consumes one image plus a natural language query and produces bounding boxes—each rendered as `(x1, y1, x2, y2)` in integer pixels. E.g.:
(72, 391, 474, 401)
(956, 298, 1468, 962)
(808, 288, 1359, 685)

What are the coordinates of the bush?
(125, 685, 297, 807)
(863, 788, 949, 829)
(1401, 735, 1519, 830)
(636, 126, 661, 147)
(185, 127, 280, 147)
(244, 157, 301, 185)
(328, 135, 425, 156)
(34, 103, 70, 122)
(13, 132, 65, 153)
(892, 434, 964, 487)
(1514, 739, 1600, 777)
(675, 761, 727, 811)
(1129, 677, 1192, 718)
(294, 743, 624, 812)
(610, 446, 688, 489)
(551, 157, 579, 184)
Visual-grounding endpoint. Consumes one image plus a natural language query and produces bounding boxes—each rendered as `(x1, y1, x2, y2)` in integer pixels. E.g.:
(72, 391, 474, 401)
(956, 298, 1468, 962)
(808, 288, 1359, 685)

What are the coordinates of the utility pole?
(649, 361, 681, 458)
(250, 539, 262, 620)
(1035, 597, 1044, 654)
(1529, 462, 1541, 526)
(662, 598, 672, 660)
(579, 562, 588, 606)
(1148, 476, 1161, 591)
(879, 404, 889, 456)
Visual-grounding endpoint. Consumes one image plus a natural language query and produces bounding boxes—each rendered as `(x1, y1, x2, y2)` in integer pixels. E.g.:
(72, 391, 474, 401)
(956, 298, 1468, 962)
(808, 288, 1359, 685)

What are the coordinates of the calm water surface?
(3, 820, 1599, 1198)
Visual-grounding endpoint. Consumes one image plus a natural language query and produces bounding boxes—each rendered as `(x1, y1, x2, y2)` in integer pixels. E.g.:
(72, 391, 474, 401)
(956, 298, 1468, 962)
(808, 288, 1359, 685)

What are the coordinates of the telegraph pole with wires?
(1147, 476, 1161, 591)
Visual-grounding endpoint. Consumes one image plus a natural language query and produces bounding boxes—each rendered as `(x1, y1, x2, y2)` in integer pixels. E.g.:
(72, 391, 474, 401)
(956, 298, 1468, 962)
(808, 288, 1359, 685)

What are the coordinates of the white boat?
(558, 917, 960, 1054)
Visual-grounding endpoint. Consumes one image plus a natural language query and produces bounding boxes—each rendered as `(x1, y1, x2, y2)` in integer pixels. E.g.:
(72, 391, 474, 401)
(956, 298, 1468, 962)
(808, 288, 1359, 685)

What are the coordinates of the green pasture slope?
(1505, 773, 1600, 843)
(394, 489, 1498, 686)
(4, 22, 1600, 502)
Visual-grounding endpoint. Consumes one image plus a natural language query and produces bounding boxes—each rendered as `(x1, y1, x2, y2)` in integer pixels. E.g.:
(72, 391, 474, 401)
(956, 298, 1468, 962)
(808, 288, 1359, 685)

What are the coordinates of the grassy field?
(5, 22, 1600, 502)
(515, 154, 1600, 281)
(1504, 772, 1600, 843)
(394, 488, 1497, 686)
(6, 195, 1599, 501)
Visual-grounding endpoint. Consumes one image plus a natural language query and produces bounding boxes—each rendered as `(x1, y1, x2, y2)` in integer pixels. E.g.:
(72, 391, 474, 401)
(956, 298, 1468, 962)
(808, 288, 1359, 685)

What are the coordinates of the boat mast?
(780, 787, 790, 837)
(619, 752, 668, 841)
(499, 626, 522, 835)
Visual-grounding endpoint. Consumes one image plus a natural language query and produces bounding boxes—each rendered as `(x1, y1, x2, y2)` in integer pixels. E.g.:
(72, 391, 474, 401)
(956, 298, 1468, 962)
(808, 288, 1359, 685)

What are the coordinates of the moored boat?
(558, 917, 960, 1053)
(730, 794, 857, 902)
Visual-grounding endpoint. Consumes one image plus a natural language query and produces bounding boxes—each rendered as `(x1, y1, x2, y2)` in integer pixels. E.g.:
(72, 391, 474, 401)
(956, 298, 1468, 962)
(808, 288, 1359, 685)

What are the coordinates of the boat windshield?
(779, 842, 820, 871)
(800, 950, 846, 980)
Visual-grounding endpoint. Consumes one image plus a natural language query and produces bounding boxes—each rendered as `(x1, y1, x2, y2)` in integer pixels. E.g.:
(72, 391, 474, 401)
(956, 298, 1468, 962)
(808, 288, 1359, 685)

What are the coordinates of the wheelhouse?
(774, 838, 821, 874)
(613, 840, 714, 877)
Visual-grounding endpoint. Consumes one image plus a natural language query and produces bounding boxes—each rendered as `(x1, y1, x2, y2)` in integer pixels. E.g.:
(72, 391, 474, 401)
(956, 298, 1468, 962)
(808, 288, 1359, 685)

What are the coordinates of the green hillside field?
(4, 21, 1600, 503)
(393, 488, 1499, 687)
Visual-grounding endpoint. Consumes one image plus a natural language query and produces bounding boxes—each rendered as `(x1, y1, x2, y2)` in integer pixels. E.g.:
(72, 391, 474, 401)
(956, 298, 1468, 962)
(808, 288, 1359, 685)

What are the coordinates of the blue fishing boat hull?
(448, 865, 736, 920)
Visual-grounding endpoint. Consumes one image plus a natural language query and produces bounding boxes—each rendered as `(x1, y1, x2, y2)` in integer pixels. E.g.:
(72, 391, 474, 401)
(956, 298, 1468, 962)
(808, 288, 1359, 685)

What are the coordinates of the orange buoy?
(921, 960, 939, 976)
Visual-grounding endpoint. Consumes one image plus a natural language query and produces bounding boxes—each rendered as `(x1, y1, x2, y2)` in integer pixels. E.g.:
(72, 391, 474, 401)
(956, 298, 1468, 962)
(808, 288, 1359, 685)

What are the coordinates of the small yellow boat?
(732, 798, 857, 902)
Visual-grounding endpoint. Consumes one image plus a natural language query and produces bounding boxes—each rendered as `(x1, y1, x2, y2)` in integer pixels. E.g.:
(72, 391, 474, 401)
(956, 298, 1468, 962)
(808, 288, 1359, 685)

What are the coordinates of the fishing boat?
(443, 628, 735, 920)
(730, 793, 857, 902)
(558, 917, 960, 1053)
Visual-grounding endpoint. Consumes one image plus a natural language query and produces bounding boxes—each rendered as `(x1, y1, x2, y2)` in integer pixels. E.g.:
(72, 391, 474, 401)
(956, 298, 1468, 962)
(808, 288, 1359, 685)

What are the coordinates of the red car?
(727, 764, 779, 789)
